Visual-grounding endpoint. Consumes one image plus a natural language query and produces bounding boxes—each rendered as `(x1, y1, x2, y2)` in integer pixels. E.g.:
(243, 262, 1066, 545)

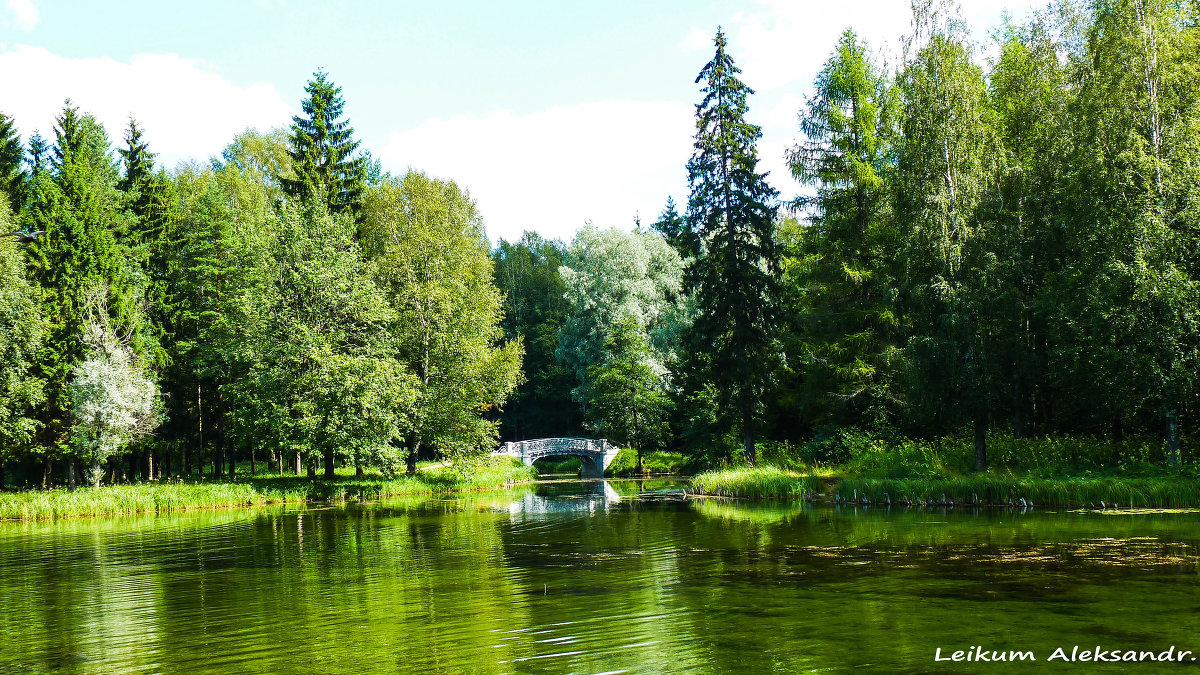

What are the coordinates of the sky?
(0, 0, 1045, 243)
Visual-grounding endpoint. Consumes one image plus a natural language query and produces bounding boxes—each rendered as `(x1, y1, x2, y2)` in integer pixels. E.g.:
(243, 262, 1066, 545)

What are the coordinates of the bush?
(605, 448, 689, 476)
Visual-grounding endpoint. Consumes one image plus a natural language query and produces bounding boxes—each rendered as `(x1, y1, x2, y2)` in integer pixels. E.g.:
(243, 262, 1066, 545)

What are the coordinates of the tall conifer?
(683, 29, 780, 465)
(0, 112, 23, 210)
(282, 71, 366, 220)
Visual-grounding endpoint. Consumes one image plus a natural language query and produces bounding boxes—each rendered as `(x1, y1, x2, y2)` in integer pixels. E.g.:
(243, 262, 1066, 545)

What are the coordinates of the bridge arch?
(495, 438, 620, 478)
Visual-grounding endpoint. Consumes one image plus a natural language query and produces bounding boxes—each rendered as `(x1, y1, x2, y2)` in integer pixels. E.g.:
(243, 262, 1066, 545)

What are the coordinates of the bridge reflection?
(507, 480, 621, 516)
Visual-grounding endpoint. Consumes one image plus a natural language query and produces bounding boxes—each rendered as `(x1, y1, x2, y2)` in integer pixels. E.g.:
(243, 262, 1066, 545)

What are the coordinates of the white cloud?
(722, 0, 1045, 92)
(0, 45, 292, 169)
(380, 100, 694, 244)
(5, 0, 38, 32)
(682, 26, 711, 52)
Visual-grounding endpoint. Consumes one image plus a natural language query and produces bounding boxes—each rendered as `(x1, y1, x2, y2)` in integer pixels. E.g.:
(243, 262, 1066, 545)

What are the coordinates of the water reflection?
(507, 479, 621, 516)
(1, 482, 1199, 674)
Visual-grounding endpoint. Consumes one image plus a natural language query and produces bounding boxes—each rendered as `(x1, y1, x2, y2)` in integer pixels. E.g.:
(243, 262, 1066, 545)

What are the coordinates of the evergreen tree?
(785, 29, 900, 430)
(651, 196, 687, 254)
(0, 197, 44, 489)
(25, 103, 135, 486)
(0, 112, 24, 210)
(682, 29, 780, 465)
(282, 71, 367, 219)
(118, 118, 154, 197)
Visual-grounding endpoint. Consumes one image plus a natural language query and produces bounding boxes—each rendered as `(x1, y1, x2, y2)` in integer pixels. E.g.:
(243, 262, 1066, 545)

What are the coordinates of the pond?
(1, 479, 1198, 673)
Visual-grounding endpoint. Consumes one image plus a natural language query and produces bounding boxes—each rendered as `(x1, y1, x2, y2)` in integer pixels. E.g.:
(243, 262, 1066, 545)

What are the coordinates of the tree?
(282, 71, 366, 219)
(0, 112, 24, 209)
(227, 201, 415, 479)
(1056, 0, 1200, 462)
(557, 225, 689, 418)
(985, 14, 1072, 439)
(651, 196, 687, 254)
(785, 29, 900, 431)
(682, 29, 780, 465)
(24, 103, 138, 487)
(894, 1, 999, 470)
(492, 232, 581, 440)
(361, 172, 522, 474)
(0, 197, 43, 489)
(588, 318, 672, 473)
(68, 286, 158, 487)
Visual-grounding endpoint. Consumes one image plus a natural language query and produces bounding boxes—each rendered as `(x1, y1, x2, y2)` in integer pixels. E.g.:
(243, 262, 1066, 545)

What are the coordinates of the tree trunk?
(250, 446, 256, 476)
(406, 437, 420, 476)
(147, 450, 154, 481)
(306, 458, 317, 480)
(974, 407, 988, 472)
(294, 451, 301, 475)
(742, 404, 756, 466)
(1166, 406, 1181, 466)
(196, 382, 204, 478)
(323, 449, 335, 479)
(0, 461, 5, 491)
(355, 462, 364, 479)
(1012, 370, 1025, 439)
(42, 457, 52, 490)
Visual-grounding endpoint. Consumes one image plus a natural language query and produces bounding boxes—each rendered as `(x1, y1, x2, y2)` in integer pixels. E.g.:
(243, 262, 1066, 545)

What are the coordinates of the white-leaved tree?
(69, 286, 159, 487)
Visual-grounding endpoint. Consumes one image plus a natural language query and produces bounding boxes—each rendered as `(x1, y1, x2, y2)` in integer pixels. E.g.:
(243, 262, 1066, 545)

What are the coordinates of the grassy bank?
(689, 467, 1200, 508)
(689, 465, 825, 499)
(605, 448, 690, 476)
(0, 458, 536, 520)
(690, 432, 1200, 507)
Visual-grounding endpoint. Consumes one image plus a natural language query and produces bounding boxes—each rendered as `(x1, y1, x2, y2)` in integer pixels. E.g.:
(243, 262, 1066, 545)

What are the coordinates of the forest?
(2, 0, 1199, 492)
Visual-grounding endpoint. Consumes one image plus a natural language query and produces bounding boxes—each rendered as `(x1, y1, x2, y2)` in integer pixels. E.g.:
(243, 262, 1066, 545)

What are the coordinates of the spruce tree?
(26, 103, 133, 485)
(282, 71, 366, 219)
(651, 196, 687, 254)
(0, 112, 24, 210)
(682, 29, 780, 465)
(118, 118, 154, 194)
(27, 132, 47, 178)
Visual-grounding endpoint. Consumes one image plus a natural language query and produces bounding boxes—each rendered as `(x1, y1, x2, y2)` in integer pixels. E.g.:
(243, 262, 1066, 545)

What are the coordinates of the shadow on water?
(1, 479, 1199, 674)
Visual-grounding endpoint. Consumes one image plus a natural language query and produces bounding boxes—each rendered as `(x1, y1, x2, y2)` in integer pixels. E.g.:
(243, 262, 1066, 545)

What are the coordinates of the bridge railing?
(496, 437, 616, 459)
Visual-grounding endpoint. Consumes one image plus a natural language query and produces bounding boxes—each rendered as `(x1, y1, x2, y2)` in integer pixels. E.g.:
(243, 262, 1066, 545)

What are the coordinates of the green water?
(1, 479, 1199, 674)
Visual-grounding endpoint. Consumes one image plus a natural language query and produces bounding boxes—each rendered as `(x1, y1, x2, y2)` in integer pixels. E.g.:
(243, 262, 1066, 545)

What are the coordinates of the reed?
(690, 465, 823, 499)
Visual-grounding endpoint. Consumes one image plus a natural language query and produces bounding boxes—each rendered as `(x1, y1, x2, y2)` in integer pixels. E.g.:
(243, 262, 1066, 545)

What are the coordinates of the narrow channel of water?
(1, 479, 1198, 673)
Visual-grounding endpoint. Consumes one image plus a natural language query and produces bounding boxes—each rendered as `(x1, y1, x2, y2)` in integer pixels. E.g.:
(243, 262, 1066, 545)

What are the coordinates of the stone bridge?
(494, 438, 620, 478)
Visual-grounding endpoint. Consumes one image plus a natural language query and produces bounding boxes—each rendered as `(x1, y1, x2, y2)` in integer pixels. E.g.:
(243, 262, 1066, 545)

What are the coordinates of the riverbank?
(689, 465, 1200, 508)
(0, 458, 536, 520)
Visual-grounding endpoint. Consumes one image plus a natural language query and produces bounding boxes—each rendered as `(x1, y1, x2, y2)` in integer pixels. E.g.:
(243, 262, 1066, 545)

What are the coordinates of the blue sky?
(0, 0, 1043, 243)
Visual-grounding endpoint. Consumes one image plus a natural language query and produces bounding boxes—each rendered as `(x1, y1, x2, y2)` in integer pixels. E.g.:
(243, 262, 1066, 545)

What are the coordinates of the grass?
(0, 457, 536, 521)
(605, 448, 690, 476)
(835, 475, 1200, 508)
(688, 467, 1200, 508)
(689, 465, 824, 499)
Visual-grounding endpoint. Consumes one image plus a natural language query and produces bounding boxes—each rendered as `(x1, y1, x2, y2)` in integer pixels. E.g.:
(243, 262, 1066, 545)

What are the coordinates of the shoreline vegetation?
(0, 458, 536, 521)
(689, 434, 1200, 508)
(689, 465, 1200, 509)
